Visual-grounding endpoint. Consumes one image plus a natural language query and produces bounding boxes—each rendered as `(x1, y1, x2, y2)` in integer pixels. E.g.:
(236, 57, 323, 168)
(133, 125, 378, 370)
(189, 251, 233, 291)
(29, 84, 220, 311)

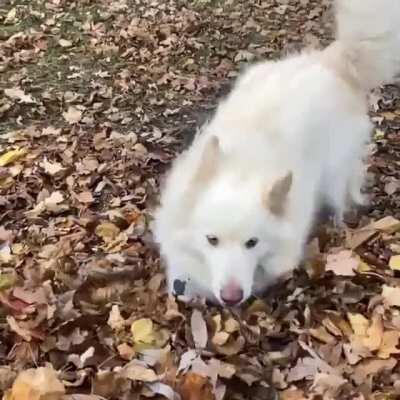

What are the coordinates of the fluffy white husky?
(154, 0, 400, 305)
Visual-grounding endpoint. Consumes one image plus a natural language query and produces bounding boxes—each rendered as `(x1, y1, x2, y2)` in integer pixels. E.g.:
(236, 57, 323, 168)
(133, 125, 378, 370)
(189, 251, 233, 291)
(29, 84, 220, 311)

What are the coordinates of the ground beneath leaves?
(1, 0, 400, 399)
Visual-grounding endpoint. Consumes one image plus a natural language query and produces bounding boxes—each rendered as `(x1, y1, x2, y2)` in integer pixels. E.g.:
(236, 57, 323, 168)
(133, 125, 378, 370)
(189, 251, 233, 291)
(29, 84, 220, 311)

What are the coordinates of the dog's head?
(184, 135, 293, 306)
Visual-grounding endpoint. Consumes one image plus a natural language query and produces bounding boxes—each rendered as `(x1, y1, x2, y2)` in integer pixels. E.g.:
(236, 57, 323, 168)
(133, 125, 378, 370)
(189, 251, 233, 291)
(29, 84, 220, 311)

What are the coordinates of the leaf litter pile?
(1, 0, 400, 399)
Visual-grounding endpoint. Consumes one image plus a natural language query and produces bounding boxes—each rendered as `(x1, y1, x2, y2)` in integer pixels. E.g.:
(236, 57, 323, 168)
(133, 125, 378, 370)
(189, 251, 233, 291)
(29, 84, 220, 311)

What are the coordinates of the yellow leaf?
(347, 313, 369, 336)
(0, 148, 27, 167)
(389, 255, 400, 271)
(357, 261, 372, 273)
(309, 326, 336, 344)
(95, 221, 120, 243)
(4, 366, 65, 400)
(0, 273, 16, 290)
(378, 331, 400, 359)
(362, 314, 383, 352)
(131, 318, 155, 345)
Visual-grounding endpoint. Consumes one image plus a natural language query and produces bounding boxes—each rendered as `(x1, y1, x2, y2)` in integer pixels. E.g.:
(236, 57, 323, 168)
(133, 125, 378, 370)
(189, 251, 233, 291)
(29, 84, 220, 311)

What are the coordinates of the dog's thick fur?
(154, 0, 400, 305)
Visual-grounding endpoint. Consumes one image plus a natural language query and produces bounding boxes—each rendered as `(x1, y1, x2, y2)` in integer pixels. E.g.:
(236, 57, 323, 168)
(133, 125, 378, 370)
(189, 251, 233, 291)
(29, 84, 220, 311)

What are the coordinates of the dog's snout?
(220, 281, 244, 306)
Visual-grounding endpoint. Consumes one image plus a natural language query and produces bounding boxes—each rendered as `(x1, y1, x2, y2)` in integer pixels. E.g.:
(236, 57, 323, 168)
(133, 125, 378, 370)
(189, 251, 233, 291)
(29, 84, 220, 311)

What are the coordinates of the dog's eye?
(206, 235, 219, 246)
(245, 238, 258, 249)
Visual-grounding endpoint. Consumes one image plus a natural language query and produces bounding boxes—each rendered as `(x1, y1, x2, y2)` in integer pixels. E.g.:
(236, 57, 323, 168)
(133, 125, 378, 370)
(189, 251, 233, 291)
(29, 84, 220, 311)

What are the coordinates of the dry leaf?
(352, 358, 397, 385)
(389, 255, 400, 271)
(4, 88, 34, 104)
(381, 285, 400, 307)
(95, 221, 121, 243)
(62, 106, 82, 124)
(191, 309, 208, 349)
(347, 313, 369, 336)
(4, 366, 65, 400)
(309, 326, 336, 344)
(40, 159, 65, 175)
(325, 250, 358, 276)
(76, 191, 94, 204)
(377, 331, 400, 359)
(59, 39, 73, 47)
(0, 148, 27, 167)
(107, 305, 126, 331)
(131, 318, 155, 345)
(122, 362, 158, 382)
(362, 313, 383, 352)
(179, 373, 214, 400)
(25, 191, 66, 217)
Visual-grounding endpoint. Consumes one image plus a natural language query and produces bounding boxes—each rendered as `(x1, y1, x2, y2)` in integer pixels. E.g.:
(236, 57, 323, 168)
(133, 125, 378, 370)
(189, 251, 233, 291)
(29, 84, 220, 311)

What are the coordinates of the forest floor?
(1, 0, 400, 399)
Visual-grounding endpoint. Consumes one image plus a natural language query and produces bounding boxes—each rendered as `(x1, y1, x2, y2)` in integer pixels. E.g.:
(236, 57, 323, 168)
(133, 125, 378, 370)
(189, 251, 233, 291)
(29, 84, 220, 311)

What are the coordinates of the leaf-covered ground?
(1, 0, 400, 399)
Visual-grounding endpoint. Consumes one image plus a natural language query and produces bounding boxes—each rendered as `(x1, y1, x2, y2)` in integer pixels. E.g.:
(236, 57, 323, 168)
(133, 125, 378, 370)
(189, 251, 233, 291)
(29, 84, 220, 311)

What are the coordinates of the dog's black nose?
(220, 285, 243, 306)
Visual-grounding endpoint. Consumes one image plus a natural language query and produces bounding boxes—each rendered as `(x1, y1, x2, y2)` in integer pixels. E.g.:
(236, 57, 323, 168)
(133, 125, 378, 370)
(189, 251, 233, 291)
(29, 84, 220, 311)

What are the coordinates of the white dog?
(154, 0, 400, 306)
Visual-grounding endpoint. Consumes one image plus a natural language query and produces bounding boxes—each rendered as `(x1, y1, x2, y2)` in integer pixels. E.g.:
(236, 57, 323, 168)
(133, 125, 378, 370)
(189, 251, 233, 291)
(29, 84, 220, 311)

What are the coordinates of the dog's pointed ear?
(191, 135, 221, 185)
(263, 171, 293, 216)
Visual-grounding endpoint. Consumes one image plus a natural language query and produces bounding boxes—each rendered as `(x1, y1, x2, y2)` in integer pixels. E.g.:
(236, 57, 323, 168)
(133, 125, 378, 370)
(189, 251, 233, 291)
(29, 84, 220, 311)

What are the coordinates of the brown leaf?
(179, 373, 214, 400)
(352, 358, 397, 385)
(325, 250, 358, 276)
(76, 191, 94, 204)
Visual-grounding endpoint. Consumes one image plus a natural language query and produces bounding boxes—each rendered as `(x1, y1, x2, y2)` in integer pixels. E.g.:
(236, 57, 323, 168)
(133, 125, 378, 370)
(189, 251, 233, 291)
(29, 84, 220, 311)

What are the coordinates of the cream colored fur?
(153, 0, 400, 304)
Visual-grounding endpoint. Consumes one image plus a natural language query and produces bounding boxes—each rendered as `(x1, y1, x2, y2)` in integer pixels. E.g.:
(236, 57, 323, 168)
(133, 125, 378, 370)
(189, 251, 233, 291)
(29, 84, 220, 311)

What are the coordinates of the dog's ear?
(263, 171, 293, 216)
(191, 135, 221, 185)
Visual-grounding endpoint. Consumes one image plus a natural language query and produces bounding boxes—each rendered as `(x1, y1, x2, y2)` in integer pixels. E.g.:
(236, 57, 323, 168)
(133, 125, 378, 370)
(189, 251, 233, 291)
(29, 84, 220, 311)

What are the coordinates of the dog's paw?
(172, 279, 187, 296)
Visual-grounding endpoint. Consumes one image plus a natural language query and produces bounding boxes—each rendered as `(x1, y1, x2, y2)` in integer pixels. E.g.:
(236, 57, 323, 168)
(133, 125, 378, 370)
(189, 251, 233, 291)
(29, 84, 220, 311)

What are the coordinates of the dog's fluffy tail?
(334, 0, 400, 90)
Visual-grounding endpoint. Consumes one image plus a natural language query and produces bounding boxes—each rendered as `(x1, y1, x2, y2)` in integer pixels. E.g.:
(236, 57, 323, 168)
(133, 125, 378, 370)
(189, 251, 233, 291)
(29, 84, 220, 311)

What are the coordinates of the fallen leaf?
(179, 373, 214, 400)
(362, 313, 383, 352)
(352, 358, 397, 385)
(4, 366, 65, 400)
(4, 88, 34, 104)
(326, 250, 358, 276)
(95, 221, 121, 243)
(191, 309, 208, 349)
(0, 274, 16, 290)
(381, 285, 400, 307)
(25, 191, 66, 217)
(40, 159, 65, 175)
(131, 318, 155, 345)
(58, 39, 73, 47)
(309, 326, 336, 344)
(347, 313, 369, 336)
(107, 305, 126, 331)
(62, 106, 82, 124)
(76, 191, 94, 204)
(377, 330, 400, 359)
(389, 255, 400, 271)
(122, 362, 158, 382)
(0, 148, 27, 167)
